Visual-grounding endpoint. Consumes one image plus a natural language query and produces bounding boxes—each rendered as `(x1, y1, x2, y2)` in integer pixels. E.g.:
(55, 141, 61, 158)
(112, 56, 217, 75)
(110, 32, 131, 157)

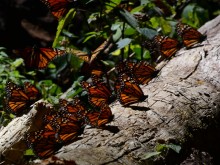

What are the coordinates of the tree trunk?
(1, 15, 220, 165)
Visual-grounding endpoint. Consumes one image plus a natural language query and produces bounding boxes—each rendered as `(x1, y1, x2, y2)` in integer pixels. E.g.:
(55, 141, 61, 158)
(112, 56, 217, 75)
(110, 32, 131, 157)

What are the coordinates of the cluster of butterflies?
(4, 81, 114, 159)
(144, 22, 206, 63)
(4, 0, 207, 160)
(26, 98, 113, 159)
(4, 57, 161, 159)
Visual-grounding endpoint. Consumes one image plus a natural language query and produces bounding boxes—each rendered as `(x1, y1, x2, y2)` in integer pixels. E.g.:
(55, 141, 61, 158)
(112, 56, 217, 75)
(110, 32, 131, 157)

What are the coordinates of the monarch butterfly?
(81, 78, 113, 108)
(80, 61, 106, 78)
(26, 129, 62, 159)
(114, 61, 134, 94)
(5, 81, 40, 115)
(40, 0, 77, 19)
(59, 98, 87, 125)
(24, 82, 41, 101)
(152, 35, 181, 58)
(71, 37, 112, 64)
(43, 110, 83, 144)
(13, 46, 66, 69)
(117, 73, 147, 106)
(127, 61, 159, 85)
(176, 22, 206, 49)
(85, 102, 113, 128)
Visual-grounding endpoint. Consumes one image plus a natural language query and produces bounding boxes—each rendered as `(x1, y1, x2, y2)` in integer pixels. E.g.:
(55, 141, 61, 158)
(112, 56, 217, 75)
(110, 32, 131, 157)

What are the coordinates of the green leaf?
(138, 27, 157, 39)
(156, 144, 167, 152)
(116, 38, 132, 50)
(105, 0, 121, 13)
(11, 58, 23, 68)
(124, 27, 136, 36)
(166, 144, 181, 153)
(141, 151, 161, 160)
(130, 5, 145, 14)
(53, 9, 76, 47)
(159, 17, 172, 35)
(119, 9, 139, 29)
(24, 149, 35, 156)
(113, 28, 122, 42)
(140, 0, 150, 5)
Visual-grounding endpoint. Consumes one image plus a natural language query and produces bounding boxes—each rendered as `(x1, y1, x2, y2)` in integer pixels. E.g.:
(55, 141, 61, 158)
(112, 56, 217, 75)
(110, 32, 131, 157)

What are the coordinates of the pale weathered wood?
(0, 15, 220, 165)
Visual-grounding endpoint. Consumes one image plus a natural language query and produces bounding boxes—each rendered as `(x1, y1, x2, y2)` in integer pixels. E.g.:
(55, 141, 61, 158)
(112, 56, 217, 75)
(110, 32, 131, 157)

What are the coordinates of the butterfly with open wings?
(13, 46, 66, 69)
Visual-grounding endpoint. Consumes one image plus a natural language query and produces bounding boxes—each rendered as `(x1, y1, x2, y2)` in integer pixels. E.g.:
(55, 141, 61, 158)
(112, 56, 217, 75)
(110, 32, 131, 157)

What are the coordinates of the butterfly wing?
(14, 47, 65, 69)
(86, 102, 113, 128)
(59, 98, 87, 125)
(37, 48, 66, 69)
(153, 35, 180, 58)
(131, 61, 159, 85)
(43, 111, 83, 144)
(26, 129, 61, 159)
(81, 81, 112, 107)
(118, 73, 147, 106)
(5, 81, 30, 115)
(176, 22, 206, 48)
(40, 0, 72, 19)
(55, 113, 83, 144)
(23, 82, 41, 101)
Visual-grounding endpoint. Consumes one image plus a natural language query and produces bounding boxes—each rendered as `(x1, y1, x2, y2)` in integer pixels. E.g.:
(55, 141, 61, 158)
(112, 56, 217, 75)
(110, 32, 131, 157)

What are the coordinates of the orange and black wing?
(176, 22, 206, 49)
(43, 111, 83, 144)
(117, 73, 147, 106)
(86, 102, 113, 128)
(81, 81, 112, 107)
(131, 61, 159, 85)
(59, 98, 87, 124)
(5, 81, 30, 115)
(24, 82, 41, 101)
(153, 35, 181, 58)
(40, 0, 74, 19)
(26, 129, 61, 159)
(55, 113, 83, 144)
(14, 47, 66, 69)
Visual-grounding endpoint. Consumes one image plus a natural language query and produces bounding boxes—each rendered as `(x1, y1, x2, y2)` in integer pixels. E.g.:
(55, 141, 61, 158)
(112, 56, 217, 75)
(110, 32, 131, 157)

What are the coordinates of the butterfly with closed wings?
(126, 61, 159, 85)
(116, 72, 147, 106)
(81, 75, 113, 108)
(176, 22, 206, 49)
(85, 102, 114, 128)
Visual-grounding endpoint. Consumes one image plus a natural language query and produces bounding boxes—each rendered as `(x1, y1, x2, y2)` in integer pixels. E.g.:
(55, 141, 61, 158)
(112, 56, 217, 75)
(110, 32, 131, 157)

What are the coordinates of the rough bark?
(1, 15, 220, 165)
